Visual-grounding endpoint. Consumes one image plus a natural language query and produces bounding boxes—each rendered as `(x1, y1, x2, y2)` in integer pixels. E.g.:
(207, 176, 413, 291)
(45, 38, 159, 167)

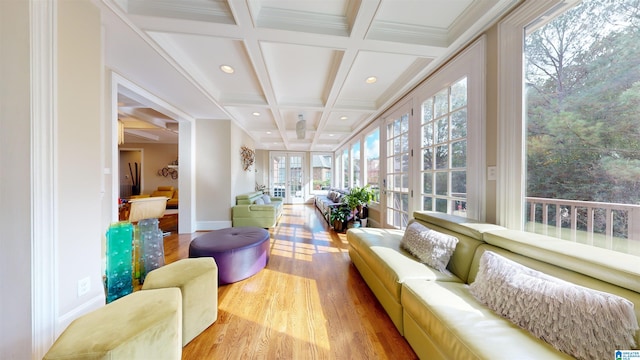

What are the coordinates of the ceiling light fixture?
(366, 76, 377, 84)
(266, 131, 271, 135)
(340, 116, 348, 120)
(220, 65, 235, 74)
(252, 112, 260, 116)
(296, 114, 306, 140)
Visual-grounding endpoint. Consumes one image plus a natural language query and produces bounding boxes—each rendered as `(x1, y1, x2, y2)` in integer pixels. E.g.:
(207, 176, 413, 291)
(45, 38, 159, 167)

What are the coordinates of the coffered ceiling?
(103, 0, 519, 151)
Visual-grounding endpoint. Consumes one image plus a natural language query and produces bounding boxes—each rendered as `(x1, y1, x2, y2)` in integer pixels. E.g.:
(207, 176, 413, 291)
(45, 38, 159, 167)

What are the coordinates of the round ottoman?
(189, 227, 270, 284)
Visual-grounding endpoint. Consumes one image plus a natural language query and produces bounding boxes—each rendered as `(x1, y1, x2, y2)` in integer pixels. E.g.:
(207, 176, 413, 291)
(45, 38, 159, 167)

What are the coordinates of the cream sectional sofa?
(232, 191, 283, 228)
(347, 211, 640, 359)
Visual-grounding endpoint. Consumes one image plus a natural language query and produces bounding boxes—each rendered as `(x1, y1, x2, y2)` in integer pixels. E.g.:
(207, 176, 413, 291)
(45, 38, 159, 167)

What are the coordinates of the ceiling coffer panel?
(261, 42, 342, 108)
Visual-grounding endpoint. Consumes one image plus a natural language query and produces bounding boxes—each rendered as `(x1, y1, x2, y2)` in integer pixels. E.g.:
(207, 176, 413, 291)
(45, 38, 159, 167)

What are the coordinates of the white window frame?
(412, 36, 487, 221)
(497, 0, 579, 229)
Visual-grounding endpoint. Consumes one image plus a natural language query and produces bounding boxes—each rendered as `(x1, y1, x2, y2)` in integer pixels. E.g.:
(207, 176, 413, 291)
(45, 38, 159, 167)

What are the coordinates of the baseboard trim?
(196, 221, 233, 231)
(56, 293, 105, 336)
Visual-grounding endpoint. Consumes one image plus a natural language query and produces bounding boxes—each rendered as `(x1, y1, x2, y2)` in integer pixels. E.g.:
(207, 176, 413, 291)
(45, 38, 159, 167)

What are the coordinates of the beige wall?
(56, 0, 104, 323)
(195, 119, 232, 228)
(194, 120, 256, 229)
(0, 0, 33, 357)
(230, 122, 256, 202)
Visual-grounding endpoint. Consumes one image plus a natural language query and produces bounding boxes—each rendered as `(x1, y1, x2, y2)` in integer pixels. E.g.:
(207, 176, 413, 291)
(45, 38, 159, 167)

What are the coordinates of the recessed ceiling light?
(340, 116, 348, 120)
(220, 65, 235, 74)
(329, 134, 335, 137)
(366, 76, 377, 84)
(266, 131, 271, 135)
(252, 112, 260, 116)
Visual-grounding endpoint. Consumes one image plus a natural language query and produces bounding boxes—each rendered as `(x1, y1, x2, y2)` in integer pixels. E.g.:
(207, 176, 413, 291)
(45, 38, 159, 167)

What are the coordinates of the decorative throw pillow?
(469, 251, 639, 360)
(400, 221, 459, 273)
(262, 194, 271, 204)
(253, 198, 264, 205)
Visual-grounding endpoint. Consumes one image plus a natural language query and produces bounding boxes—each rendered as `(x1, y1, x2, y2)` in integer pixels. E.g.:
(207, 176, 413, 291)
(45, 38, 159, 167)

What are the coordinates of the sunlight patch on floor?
(219, 268, 331, 352)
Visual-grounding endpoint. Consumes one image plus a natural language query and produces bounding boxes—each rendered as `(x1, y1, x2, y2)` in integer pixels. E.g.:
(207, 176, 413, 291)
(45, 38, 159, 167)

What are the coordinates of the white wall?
(0, 1, 33, 357)
(0, 1, 105, 357)
(56, 0, 105, 327)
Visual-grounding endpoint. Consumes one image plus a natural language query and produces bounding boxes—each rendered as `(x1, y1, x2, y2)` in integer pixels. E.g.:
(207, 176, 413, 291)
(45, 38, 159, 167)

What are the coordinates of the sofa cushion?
(470, 251, 639, 360)
(401, 221, 458, 274)
(409, 216, 489, 283)
(401, 279, 572, 359)
(347, 228, 462, 300)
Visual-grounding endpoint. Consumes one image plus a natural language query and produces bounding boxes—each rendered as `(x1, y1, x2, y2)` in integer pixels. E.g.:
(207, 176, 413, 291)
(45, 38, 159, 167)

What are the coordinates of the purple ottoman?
(188, 227, 270, 284)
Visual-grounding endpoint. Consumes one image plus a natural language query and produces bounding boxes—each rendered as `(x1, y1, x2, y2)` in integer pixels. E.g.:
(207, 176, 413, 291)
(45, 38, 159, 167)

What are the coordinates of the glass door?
(270, 152, 306, 204)
(383, 102, 413, 229)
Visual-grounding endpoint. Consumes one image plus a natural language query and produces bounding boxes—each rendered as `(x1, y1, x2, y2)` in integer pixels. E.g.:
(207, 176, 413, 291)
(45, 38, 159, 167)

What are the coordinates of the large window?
(311, 154, 332, 194)
(342, 148, 349, 188)
(524, 0, 640, 254)
(385, 109, 411, 229)
(421, 77, 468, 216)
(351, 141, 361, 188)
(500, 0, 639, 256)
(364, 128, 380, 202)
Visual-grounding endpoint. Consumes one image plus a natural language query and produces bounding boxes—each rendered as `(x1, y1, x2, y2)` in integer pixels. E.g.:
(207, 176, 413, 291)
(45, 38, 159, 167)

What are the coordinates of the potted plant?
(327, 205, 350, 232)
(348, 185, 375, 223)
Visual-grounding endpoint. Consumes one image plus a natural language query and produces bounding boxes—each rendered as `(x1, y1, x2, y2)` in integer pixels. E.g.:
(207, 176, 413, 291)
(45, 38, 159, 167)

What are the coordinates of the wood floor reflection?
(163, 204, 417, 360)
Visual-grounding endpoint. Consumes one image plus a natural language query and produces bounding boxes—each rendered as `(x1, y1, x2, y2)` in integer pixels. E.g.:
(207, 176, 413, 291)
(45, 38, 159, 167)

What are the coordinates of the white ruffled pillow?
(469, 251, 639, 360)
(400, 221, 459, 273)
(262, 194, 271, 204)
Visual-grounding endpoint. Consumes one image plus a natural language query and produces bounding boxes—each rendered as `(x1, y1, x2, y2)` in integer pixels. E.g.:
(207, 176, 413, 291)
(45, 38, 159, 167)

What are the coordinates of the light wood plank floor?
(163, 204, 418, 360)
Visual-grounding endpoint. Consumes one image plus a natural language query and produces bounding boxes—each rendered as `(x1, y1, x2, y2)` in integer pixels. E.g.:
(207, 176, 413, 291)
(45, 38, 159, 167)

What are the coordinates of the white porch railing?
(525, 197, 640, 254)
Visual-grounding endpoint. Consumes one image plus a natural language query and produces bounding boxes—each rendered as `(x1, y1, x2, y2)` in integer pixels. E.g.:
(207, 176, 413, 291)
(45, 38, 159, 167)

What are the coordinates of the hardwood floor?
(163, 204, 418, 360)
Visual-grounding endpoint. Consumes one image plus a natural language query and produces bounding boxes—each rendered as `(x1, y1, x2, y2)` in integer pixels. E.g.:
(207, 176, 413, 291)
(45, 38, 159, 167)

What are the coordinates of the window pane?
(435, 198, 448, 213)
(423, 123, 433, 146)
(451, 109, 467, 139)
(451, 140, 466, 168)
(342, 149, 349, 187)
(435, 117, 448, 144)
(434, 89, 449, 118)
(394, 155, 401, 172)
(352, 142, 360, 187)
(423, 196, 433, 211)
(365, 128, 380, 202)
(423, 148, 433, 170)
(311, 154, 332, 194)
(402, 154, 409, 172)
(436, 145, 448, 169)
(422, 99, 433, 122)
(401, 133, 409, 153)
(435, 172, 448, 196)
(452, 171, 466, 197)
(423, 173, 433, 194)
(450, 77, 467, 110)
(401, 114, 409, 133)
